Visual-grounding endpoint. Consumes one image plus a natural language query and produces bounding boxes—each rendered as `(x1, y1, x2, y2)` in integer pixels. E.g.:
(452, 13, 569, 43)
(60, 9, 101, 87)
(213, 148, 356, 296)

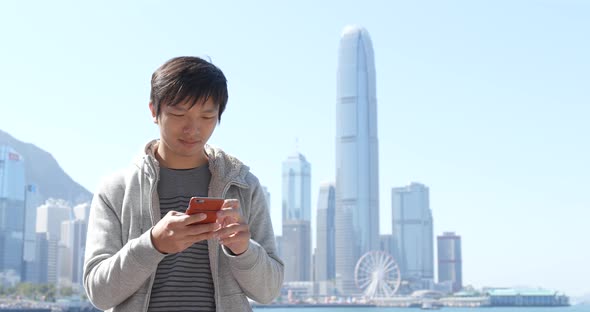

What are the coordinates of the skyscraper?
(58, 222, 73, 287)
(282, 220, 311, 282)
(262, 186, 271, 212)
(391, 183, 434, 290)
(73, 202, 91, 224)
(335, 25, 380, 295)
(23, 184, 42, 282)
(33, 232, 49, 284)
(35, 198, 71, 284)
(59, 218, 87, 288)
(282, 152, 312, 282)
(0, 145, 26, 281)
(315, 182, 336, 282)
(282, 153, 311, 222)
(36, 198, 71, 240)
(437, 232, 462, 292)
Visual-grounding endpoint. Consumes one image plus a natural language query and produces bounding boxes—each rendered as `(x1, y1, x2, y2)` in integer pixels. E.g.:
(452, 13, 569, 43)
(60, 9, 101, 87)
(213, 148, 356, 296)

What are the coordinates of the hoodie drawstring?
(139, 157, 146, 233)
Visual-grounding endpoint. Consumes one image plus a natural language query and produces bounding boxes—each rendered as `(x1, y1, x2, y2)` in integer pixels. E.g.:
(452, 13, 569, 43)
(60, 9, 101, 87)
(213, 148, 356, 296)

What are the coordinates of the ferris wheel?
(354, 250, 402, 298)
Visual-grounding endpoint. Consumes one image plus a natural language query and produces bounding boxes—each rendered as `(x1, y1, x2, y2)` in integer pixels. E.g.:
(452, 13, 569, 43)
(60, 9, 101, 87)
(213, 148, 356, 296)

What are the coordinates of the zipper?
(142, 159, 159, 312)
(213, 182, 234, 311)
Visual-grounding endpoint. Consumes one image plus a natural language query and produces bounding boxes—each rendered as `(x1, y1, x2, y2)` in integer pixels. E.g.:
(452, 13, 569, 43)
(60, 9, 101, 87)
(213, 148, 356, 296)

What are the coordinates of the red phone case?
(186, 197, 224, 224)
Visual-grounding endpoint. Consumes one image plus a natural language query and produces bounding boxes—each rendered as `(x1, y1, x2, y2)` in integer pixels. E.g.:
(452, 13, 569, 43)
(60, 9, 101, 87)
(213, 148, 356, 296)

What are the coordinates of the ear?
(149, 102, 158, 124)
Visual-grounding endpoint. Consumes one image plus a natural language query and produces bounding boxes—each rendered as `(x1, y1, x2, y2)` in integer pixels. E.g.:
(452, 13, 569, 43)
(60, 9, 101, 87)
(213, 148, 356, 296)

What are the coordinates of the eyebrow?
(167, 106, 187, 112)
(166, 102, 218, 113)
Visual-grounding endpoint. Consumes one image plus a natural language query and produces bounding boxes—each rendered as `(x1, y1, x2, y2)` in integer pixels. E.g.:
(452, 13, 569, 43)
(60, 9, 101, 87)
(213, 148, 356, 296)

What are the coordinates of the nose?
(183, 125, 199, 135)
(182, 117, 200, 135)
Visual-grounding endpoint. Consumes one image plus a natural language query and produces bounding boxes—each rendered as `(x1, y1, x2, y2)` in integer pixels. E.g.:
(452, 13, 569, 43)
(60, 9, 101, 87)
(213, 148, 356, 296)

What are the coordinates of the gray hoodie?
(83, 140, 284, 311)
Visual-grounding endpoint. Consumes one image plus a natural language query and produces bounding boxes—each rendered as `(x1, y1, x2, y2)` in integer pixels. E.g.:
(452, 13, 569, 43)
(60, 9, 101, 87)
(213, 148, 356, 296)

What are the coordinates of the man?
(83, 56, 284, 312)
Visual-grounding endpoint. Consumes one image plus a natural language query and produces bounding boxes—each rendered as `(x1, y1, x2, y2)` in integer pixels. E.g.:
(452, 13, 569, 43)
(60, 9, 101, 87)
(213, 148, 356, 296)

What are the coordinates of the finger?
(166, 210, 184, 217)
(222, 199, 240, 209)
(217, 212, 241, 229)
(164, 211, 199, 227)
(214, 224, 249, 239)
(219, 231, 250, 245)
(181, 213, 207, 225)
(184, 231, 216, 244)
(217, 208, 242, 221)
(187, 222, 218, 236)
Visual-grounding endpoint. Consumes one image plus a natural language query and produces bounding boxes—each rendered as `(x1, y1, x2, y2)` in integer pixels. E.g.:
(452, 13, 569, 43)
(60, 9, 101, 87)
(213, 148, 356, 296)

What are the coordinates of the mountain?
(0, 129, 92, 205)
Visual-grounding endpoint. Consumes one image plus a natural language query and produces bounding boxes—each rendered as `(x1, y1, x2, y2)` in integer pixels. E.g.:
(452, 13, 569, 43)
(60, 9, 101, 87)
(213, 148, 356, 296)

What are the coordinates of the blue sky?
(1, 1, 588, 296)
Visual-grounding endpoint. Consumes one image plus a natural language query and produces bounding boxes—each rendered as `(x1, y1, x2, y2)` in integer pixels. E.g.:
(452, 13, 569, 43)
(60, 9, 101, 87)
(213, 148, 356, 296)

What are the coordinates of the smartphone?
(185, 197, 225, 224)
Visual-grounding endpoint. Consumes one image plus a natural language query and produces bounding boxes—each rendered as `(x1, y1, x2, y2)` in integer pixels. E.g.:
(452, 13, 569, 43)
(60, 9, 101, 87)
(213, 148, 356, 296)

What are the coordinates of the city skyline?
(1, 1, 588, 296)
(0, 137, 577, 298)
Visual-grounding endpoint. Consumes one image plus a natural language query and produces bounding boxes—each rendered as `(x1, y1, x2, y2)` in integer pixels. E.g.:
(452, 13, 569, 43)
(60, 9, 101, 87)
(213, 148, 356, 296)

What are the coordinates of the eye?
(170, 113, 184, 117)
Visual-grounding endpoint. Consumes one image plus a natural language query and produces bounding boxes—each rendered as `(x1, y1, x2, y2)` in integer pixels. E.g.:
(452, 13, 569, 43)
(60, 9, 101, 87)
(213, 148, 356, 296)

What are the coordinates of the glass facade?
(282, 153, 311, 222)
(315, 182, 335, 282)
(282, 220, 311, 282)
(35, 199, 71, 283)
(0, 145, 26, 280)
(282, 152, 312, 282)
(391, 183, 434, 287)
(335, 25, 380, 295)
(437, 232, 463, 292)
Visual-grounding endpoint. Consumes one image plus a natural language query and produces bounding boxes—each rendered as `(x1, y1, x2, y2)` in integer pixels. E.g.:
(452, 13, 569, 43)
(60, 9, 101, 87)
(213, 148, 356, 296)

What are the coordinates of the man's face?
(150, 98, 219, 164)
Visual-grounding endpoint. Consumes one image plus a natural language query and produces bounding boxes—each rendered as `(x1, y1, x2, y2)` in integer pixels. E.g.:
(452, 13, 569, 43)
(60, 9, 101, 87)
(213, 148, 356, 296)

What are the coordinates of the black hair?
(150, 56, 228, 121)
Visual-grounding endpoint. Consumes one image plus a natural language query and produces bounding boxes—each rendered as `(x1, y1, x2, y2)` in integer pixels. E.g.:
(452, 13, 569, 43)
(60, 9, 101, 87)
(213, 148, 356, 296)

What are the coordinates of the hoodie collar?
(135, 140, 250, 194)
(204, 144, 250, 197)
(133, 139, 159, 180)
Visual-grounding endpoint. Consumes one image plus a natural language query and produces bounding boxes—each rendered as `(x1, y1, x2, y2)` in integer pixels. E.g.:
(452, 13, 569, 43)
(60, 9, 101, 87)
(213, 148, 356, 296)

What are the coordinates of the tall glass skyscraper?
(282, 152, 311, 222)
(391, 183, 434, 289)
(315, 182, 336, 282)
(282, 152, 312, 282)
(437, 232, 462, 292)
(335, 25, 380, 295)
(0, 145, 26, 281)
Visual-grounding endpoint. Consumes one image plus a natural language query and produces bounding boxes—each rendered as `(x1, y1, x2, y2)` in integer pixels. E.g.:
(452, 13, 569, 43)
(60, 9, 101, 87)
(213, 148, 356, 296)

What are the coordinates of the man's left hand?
(214, 199, 250, 255)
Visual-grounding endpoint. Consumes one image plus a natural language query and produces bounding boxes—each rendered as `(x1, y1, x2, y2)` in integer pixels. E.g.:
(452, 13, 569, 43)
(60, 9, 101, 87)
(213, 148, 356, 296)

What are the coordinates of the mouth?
(179, 139, 201, 146)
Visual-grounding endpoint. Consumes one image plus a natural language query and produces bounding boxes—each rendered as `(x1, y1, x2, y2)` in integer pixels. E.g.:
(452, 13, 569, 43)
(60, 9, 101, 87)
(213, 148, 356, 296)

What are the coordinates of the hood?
(134, 139, 251, 194)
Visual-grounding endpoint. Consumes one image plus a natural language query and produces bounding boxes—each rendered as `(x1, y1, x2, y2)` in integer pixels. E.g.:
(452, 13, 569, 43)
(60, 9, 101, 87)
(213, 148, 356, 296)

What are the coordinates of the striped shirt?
(148, 165, 215, 312)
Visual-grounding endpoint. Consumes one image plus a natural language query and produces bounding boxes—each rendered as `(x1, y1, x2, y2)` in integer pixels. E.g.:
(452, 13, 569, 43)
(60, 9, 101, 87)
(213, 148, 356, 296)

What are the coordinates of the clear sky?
(1, 0, 588, 297)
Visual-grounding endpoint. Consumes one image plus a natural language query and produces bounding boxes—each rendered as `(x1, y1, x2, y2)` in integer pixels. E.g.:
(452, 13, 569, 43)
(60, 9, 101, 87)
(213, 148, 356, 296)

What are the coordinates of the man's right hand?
(151, 210, 217, 254)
